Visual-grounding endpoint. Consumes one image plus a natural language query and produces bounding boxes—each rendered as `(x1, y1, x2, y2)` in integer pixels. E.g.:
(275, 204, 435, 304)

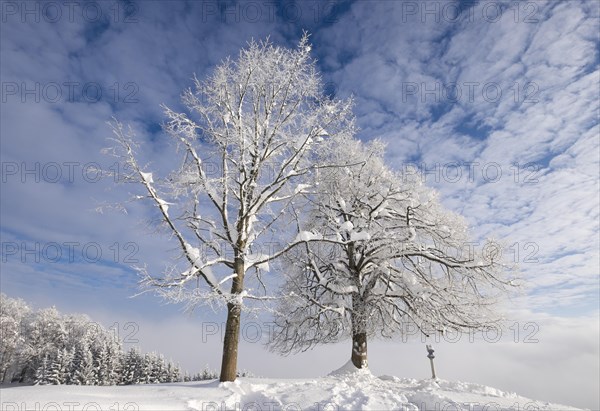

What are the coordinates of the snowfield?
(0, 364, 584, 411)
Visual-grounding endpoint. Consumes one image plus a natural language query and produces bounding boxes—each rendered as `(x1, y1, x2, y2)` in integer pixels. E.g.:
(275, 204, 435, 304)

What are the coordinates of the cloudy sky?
(1, 0, 598, 408)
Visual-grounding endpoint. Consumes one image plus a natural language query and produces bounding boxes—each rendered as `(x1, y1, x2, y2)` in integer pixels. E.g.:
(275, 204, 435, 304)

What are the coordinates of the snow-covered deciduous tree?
(17, 306, 66, 382)
(269, 139, 515, 369)
(0, 293, 30, 382)
(107, 34, 355, 381)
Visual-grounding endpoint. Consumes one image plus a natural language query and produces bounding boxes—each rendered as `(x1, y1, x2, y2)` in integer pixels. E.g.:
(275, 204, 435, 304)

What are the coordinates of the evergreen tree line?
(34, 346, 181, 386)
(1, 294, 247, 385)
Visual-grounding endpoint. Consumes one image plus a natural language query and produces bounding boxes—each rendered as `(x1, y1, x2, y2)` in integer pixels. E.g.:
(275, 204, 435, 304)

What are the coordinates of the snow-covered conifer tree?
(152, 353, 165, 384)
(95, 343, 110, 385)
(33, 355, 50, 385)
(47, 348, 73, 385)
(165, 362, 174, 383)
(172, 362, 182, 382)
(141, 353, 152, 384)
(104, 338, 122, 385)
(73, 337, 95, 385)
(121, 347, 143, 385)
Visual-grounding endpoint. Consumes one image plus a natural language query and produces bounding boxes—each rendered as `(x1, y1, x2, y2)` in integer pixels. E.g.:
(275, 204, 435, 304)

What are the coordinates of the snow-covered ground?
(0, 363, 584, 411)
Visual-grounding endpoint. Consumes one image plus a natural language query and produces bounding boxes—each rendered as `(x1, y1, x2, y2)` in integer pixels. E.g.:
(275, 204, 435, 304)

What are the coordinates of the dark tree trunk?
(219, 255, 245, 382)
(18, 365, 29, 383)
(219, 302, 242, 381)
(350, 293, 368, 369)
(351, 330, 368, 369)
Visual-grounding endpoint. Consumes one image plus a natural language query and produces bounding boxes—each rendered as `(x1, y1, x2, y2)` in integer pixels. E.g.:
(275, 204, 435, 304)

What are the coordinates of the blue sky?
(1, 0, 599, 408)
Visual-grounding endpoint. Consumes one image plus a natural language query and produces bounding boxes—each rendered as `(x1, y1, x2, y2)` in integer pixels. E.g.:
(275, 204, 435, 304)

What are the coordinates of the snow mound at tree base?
(0, 376, 585, 411)
(328, 359, 373, 377)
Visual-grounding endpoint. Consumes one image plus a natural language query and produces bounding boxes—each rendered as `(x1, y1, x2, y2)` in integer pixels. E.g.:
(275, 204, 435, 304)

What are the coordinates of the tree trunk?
(219, 301, 241, 381)
(219, 255, 245, 382)
(351, 293, 368, 369)
(351, 330, 368, 369)
(18, 364, 29, 383)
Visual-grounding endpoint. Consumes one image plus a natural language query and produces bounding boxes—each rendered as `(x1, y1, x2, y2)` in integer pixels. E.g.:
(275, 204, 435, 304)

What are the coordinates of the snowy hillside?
(1, 364, 583, 411)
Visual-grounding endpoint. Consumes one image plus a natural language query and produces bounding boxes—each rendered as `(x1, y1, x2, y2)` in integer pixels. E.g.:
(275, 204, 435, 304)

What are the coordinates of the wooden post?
(426, 344, 436, 379)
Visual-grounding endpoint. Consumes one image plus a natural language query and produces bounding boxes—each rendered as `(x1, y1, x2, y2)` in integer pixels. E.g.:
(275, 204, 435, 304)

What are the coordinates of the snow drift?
(0, 370, 583, 411)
